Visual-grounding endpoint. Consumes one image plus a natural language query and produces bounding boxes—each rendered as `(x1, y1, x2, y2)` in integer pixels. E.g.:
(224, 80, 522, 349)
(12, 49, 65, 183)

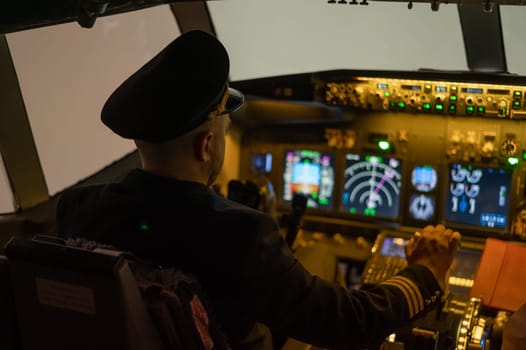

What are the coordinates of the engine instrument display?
(341, 154, 403, 220)
(445, 164, 512, 229)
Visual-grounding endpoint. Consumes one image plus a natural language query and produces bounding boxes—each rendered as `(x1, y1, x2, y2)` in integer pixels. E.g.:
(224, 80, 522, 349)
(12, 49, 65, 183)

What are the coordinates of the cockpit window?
(501, 6, 526, 76)
(208, 0, 467, 81)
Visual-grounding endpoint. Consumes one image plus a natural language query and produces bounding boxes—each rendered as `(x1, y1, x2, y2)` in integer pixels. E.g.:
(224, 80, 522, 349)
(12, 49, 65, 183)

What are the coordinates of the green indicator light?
(349, 207, 357, 214)
(139, 223, 150, 233)
(449, 95, 457, 102)
(477, 106, 485, 114)
(311, 193, 318, 199)
(522, 151, 526, 161)
(366, 155, 382, 163)
(513, 100, 521, 107)
(378, 140, 391, 151)
(466, 106, 475, 113)
(319, 199, 328, 205)
(389, 101, 396, 109)
(422, 103, 431, 110)
(398, 101, 406, 108)
(451, 86, 458, 92)
(508, 157, 520, 166)
(449, 104, 457, 112)
(364, 208, 376, 216)
(435, 103, 444, 111)
(384, 91, 390, 97)
(514, 91, 521, 97)
(500, 108, 507, 115)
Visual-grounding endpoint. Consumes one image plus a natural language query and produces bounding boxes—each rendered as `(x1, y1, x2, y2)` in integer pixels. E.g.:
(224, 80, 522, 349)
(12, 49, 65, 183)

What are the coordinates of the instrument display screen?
(449, 247, 482, 296)
(341, 154, 403, 220)
(445, 164, 512, 230)
(380, 237, 408, 258)
(282, 149, 335, 209)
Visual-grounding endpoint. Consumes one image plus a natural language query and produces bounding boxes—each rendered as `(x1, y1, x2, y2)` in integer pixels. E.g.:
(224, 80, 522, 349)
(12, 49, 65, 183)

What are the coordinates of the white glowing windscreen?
(501, 6, 526, 76)
(6, 5, 181, 195)
(208, 0, 467, 81)
(0, 153, 16, 214)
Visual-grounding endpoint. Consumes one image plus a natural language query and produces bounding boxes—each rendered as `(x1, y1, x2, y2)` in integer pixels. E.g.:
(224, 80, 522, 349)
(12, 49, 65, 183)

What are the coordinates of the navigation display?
(282, 149, 335, 209)
(445, 164, 512, 229)
(341, 154, 403, 220)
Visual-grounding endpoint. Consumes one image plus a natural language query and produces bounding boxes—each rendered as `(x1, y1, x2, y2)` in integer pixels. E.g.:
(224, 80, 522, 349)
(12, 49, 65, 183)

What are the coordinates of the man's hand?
(404, 224, 461, 292)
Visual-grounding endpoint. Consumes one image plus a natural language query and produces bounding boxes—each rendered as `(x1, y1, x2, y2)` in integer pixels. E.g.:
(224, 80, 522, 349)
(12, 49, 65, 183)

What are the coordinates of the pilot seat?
(3, 235, 230, 350)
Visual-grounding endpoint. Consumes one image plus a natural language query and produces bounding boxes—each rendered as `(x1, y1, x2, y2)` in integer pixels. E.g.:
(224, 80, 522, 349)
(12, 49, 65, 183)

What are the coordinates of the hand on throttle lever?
(404, 224, 462, 294)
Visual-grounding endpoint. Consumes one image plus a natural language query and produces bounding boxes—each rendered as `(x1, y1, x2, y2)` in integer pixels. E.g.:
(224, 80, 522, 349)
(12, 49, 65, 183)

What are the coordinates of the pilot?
(56, 30, 461, 350)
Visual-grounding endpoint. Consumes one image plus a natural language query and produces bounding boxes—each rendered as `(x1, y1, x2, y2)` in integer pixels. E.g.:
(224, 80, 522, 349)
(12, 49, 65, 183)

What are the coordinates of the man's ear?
(194, 131, 214, 162)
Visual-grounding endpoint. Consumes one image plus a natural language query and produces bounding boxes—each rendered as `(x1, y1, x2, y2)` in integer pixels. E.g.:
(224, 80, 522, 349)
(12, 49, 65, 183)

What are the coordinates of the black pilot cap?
(101, 30, 244, 143)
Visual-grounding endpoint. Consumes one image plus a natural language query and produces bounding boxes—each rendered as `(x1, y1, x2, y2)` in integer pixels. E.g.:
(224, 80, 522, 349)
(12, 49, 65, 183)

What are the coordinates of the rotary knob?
(501, 138, 518, 156)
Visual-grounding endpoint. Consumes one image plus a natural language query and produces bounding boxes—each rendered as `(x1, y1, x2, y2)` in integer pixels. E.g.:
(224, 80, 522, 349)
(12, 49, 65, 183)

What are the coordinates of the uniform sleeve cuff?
(382, 264, 443, 317)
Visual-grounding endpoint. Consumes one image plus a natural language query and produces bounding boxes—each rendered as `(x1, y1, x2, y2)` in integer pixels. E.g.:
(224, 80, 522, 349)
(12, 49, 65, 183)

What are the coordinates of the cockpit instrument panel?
(237, 70, 526, 239)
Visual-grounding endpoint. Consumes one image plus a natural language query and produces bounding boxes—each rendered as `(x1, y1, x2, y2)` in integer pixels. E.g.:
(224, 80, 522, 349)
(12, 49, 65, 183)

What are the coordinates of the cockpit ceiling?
(0, 0, 205, 34)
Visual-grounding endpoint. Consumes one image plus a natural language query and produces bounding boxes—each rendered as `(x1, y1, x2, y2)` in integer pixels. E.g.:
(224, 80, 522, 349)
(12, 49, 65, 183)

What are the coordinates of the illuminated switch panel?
(324, 77, 526, 119)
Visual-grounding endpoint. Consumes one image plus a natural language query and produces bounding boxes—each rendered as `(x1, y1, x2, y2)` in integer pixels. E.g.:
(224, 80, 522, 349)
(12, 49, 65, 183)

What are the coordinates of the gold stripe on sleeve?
(391, 276, 424, 313)
(389, 276, 420, 315)
(381, 280, 416, 317)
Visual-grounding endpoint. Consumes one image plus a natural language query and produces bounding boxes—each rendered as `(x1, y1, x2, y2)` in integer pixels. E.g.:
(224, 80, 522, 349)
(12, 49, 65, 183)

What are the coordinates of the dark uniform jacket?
(56, 169, 443, 350)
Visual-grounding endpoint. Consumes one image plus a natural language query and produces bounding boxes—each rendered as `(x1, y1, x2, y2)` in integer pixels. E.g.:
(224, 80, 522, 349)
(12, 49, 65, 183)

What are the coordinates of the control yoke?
(284, 193, 308, 249)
